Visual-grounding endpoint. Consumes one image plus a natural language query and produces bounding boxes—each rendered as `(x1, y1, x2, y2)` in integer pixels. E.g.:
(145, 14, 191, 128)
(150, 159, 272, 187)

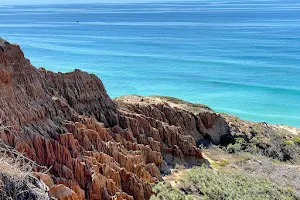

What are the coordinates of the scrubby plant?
(226, 137, 246, 153)
(151, 182, 192, 200)
(0, 140, 50, 200)
(186, 167, 298, 200)
(265, 134, 300, 162)
(152, 166, 299, 200)
(293, 137, 300, 145)
(283, 140, 294, 146)
(151, 95, 213, 111)
(226, 132, 300, 163)
(0, 155, 34, 199)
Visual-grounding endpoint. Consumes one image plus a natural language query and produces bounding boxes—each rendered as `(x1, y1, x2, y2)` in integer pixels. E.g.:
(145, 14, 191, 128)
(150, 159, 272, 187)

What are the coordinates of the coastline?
(1, 38, 300, 199)
(1, 1, 300, 127)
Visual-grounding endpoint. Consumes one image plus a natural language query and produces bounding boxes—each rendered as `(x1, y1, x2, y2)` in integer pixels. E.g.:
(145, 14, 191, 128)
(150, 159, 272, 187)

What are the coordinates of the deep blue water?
(1, 1, 300, 127)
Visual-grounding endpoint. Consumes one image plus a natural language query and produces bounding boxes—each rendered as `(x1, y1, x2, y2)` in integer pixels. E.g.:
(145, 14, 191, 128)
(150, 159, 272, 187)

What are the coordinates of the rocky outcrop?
(0, 39, 211, 200)
(1, 38, 299, 199)
(114, 95, 231, 166)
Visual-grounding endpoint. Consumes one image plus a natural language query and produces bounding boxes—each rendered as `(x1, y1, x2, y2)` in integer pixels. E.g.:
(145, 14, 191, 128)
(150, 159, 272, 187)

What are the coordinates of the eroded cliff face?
(0, 39, 232, 200)
(3, 38, 298, 200)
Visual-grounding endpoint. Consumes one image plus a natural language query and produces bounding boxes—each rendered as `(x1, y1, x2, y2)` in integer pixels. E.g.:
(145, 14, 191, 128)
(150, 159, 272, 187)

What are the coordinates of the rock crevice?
(0, 39, 240, 200)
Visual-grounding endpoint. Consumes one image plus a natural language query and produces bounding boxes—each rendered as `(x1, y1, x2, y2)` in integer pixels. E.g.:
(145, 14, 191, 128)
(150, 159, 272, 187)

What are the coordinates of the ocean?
(0, 0, 299, 127)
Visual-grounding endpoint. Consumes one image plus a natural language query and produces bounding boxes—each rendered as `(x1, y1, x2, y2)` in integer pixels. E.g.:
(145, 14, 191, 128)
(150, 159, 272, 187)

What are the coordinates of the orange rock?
(113, 192, 134, 200)
(33, 172, 54, 187)
(49, 184, 80, 200)
(71, 185, 85, 200)
(0, 39, 212, 200)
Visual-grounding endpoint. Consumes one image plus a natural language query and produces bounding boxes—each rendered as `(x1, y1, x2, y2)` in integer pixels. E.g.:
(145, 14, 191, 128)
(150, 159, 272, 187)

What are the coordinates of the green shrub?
(283, 140, 294, 146)
(152, 166, 299, 200)
(218, 159, 230, 167)
(226, 137, 245, 153)
(227, 133, 300, 162)
(265, 134, 300, 162)
(151, 182, 192, 200)
(184, 167, 298, 200)
(293, 137, 300, 145)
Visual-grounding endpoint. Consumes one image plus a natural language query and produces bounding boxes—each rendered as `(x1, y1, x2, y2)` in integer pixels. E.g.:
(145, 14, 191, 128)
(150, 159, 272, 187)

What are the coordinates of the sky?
(0, 0, 185, 5)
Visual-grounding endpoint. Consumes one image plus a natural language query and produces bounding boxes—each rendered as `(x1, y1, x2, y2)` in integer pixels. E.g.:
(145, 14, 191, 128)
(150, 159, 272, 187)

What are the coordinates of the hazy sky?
(0, 0, 184, 5)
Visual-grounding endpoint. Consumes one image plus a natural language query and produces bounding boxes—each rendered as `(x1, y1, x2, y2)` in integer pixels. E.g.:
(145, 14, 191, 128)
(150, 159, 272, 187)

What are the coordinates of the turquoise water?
(1, 1, 300, 127)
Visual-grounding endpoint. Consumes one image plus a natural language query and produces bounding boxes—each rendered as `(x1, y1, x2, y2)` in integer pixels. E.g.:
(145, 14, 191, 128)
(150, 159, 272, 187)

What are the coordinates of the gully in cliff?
(1, 38, 299, 200)
(0, 38, 212, 200)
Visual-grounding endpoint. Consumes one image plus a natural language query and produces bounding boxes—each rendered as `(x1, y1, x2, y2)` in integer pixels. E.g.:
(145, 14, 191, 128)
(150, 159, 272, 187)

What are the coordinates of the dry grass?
(203, 146, 300, 196)
(0, 140, 50, 200)
(0, 114, 51, 199)
(155, 159, 299, 200)
(0, 117, 12, 133)
(0, 115, 51, 200)
(151, 95, 213, 112)
(0, 154, 33, 199)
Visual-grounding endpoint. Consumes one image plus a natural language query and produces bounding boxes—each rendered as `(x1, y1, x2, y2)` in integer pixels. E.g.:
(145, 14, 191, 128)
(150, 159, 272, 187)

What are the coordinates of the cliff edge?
(0, 38, 299, 200)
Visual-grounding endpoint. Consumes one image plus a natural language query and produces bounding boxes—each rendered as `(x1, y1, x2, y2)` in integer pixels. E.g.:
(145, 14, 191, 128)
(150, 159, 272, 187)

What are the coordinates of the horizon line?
(0, 0, 198, 6)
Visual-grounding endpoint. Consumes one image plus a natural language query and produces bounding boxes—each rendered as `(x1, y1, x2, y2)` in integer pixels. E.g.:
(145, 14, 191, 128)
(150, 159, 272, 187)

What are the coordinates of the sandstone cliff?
(0, 38, 299, 200)
(0, 38, 210, 200)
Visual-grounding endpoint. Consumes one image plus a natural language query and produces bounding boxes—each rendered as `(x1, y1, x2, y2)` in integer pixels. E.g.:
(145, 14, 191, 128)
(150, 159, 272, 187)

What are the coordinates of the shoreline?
(1, 38, 299, 199)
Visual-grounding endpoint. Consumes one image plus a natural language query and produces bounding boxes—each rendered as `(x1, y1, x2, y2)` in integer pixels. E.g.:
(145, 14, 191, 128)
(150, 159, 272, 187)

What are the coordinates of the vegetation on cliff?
(152, 145, 300, 200)
(0, 141, 50, 200)
(151, 166, 299, 200)
(1, 38, 300, 200)
(150, 112, 300, 199)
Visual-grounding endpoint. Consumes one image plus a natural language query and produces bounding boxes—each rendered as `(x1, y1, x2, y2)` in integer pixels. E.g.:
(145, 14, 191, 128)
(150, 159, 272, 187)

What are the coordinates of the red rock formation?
(49, 184, 80, 200)
(0, 38, 230, 199)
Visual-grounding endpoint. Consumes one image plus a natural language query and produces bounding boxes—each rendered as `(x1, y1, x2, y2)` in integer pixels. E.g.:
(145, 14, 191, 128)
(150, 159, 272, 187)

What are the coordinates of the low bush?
(184, 167, 298, 200)
(283, 140, 294, 146)
(226, 133, 300, 162)
(0, 140, 50, 200)
(151, 182, 192, 200)
(265, 134, 300, 162)
(226, 137, 246, 153)
(152, 166, 299, 200)
(293, 137, 300, 145)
